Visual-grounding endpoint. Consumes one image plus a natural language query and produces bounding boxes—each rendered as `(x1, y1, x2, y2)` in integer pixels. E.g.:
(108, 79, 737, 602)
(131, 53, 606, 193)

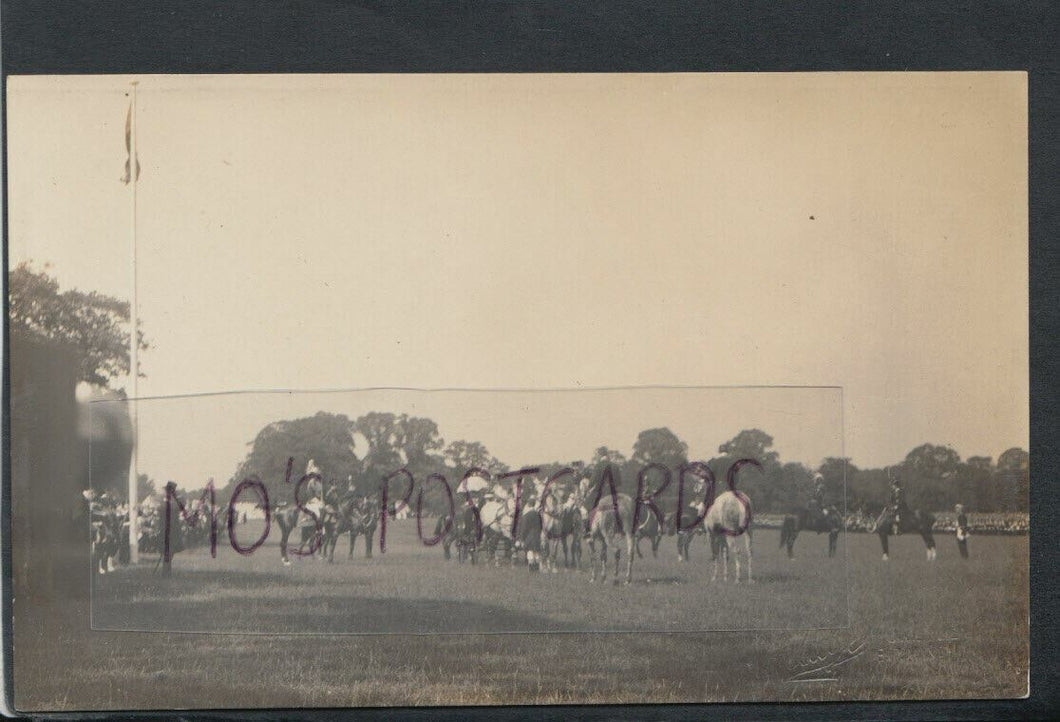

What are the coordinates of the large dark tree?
(713, 429, 780, 510)
(232, 412, 360, 501)
(996, 447, 1029, 512)
(901, 443, 961, 510)
(8, 261, 149, 387)
(817, 457, 858, 510)
(443, 440, 507, 477)
(717, 429, 780, 468)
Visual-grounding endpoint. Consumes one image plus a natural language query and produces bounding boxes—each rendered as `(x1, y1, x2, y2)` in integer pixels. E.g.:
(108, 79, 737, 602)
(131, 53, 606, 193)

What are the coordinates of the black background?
(3, 1, 1058, 719)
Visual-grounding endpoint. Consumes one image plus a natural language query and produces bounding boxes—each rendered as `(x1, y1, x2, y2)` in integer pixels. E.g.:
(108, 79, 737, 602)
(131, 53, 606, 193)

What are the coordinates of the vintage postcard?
(4, 73, 1027, 710)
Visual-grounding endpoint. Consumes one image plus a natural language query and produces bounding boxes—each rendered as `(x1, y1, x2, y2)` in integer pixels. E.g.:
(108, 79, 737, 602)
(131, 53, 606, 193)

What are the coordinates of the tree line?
(208, 413, 1028, 515)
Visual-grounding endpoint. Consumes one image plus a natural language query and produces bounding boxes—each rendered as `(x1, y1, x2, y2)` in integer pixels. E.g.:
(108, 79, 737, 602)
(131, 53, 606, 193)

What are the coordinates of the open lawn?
(14, 521, 1028, 710)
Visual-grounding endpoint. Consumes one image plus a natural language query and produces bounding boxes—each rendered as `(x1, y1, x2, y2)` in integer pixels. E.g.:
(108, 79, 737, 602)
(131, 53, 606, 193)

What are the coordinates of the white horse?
(586, 493, 636, 585)
(704, 491, 754, 583)
(480, 489, 519, 566)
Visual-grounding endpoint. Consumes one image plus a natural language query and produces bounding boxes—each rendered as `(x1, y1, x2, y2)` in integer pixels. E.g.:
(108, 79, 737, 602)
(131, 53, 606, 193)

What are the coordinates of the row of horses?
(428, 490, 756, 585)
(265, 486, 754, 585)
(91, 487, 940, 580)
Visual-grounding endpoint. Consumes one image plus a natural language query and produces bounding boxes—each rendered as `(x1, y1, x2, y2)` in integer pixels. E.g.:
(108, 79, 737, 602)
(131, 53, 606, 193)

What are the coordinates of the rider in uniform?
(890, 477, 904, 535)
(809, 473, 828, 524)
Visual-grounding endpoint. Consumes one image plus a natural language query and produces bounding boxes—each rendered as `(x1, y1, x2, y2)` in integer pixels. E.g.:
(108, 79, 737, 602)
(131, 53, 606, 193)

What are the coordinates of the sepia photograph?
(5, 72, 1028, 710)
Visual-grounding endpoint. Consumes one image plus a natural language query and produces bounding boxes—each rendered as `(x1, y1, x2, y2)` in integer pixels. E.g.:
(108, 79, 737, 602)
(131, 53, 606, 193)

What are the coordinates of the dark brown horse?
(779, 505, 842, 559)
(874, 505, 937, 560)
(346, 498, 379, 559)
(664, 507, 706, 562)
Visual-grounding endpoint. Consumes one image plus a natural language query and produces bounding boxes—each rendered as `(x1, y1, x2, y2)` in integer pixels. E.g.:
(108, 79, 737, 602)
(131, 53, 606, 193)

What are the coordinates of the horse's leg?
(280, 524, 292, 565)
(879, 529, 890, 560)
(587, 539, 597, 583)
(365, 528, 374, 558)
(625, 534, 634, 585)
(710, 536, 720, 582)
(744, 535, 754, 584)
(348, 530, 356, 557)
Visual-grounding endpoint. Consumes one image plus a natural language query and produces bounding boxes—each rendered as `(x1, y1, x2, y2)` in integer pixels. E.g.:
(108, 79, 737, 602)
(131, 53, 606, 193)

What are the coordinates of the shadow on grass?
(93, 566, 587, 633)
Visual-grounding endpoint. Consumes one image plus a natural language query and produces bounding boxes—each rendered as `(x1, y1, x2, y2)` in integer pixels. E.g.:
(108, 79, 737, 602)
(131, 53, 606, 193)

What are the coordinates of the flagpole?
(127, 79, 140, 565)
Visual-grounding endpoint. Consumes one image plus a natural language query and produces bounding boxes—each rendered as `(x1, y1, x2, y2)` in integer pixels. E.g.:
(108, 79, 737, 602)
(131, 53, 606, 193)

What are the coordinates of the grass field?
(14, 520, 1028, 710)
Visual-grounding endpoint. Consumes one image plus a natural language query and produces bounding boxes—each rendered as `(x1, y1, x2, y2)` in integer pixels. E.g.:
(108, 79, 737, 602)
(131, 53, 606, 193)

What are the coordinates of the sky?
(6, 73, 1028, 485)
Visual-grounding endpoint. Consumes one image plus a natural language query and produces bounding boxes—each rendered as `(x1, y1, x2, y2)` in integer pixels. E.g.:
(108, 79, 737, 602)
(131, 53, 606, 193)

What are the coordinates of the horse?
(319, 493, 365, 563)
(274, 505, 302, 565)
(480, 495, 519, 566)
(664, 507, 706, 562)
(873, 505, 937, 560)
(275, 500, 327, 565)
(434, 511, 458, 560)
(516, 507, 545, 572)
(452, 505, 482, 564)
(704, 491, 754, 583)
(346, 498, 379, 559)
(633, 509, 663, 559)
(779, 504, 842, 559)
(541, 497, 584, 572)
(586, 493, 636, 585)
(91, 510, 124, 575)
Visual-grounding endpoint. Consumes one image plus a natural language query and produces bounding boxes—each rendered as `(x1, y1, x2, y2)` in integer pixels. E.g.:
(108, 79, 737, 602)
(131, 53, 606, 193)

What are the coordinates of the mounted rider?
(808, 473, 830, 525)
(889, 475, 905, 534)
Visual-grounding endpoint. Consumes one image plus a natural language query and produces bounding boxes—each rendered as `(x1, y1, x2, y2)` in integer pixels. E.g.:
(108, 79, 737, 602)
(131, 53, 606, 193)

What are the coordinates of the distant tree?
(232, 412, 360, 501)
(392, 414, 446, 478)
(777, 461, 813, 513)
(631, 428, 689, 469)
(996, 447, 1029, 512)
(629, 428, 689, 504)
(958, 456, 993, 511)
(816, 457, 858, 510)
(137, 473, 157, 501)
(444, 440, 506, 476)
(8, 261, 149, 387)
(717, 429, 780, 468)
(901, 444, 961, 510)
(714, 429, 781, 510)
(849, 467, 892, 512)
(353, 412, 404, 479)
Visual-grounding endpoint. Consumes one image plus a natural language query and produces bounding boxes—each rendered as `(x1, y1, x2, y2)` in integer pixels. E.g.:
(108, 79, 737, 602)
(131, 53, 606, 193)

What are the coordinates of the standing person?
(955, 503, 970, 559)
(889, 477, 905, 535)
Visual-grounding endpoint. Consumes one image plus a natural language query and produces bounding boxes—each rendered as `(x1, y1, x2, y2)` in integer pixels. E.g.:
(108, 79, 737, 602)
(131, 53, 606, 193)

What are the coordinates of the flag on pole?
(121, 100, 140, 184)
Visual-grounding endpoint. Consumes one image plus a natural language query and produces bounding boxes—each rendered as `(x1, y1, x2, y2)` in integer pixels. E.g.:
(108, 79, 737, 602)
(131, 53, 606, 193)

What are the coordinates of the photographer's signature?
(787, 637, 960, 683)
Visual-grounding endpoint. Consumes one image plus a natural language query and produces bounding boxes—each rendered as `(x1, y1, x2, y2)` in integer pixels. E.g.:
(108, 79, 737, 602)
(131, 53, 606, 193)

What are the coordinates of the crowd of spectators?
(755, 510, 1028, 535)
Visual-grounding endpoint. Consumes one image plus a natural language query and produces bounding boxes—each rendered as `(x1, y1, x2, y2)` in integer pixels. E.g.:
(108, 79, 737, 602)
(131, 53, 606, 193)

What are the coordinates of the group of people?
(799, 473, 978, 558)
